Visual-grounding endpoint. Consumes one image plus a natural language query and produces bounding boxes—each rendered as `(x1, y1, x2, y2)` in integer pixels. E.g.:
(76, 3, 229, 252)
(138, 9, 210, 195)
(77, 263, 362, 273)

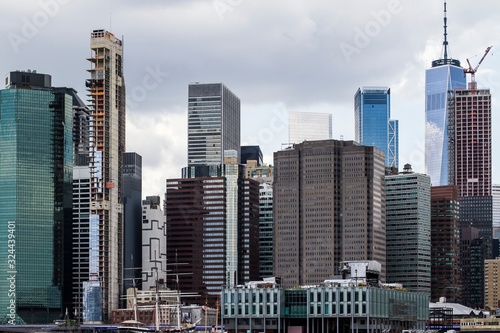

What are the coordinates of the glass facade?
(259, 183, 274, 279)
(385, 171, 431, 296)
(355, 87, 397, 167)
(222, 286, 429, 332)
(288, 111, 332, 144)
(0, 87, 73, 324)
(188, 83, 240, 166)
(425, 64, 466, 186)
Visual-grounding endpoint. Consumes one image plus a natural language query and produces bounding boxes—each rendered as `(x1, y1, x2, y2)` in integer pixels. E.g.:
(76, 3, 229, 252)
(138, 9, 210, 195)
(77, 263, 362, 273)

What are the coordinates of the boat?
(117, 261, 199, 333)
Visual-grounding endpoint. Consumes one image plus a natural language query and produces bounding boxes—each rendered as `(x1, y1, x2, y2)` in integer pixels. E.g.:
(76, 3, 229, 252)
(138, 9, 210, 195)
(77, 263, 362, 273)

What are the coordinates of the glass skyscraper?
(188, 83, 240, 166)
(288, 111, 332, 144)
(425, 64, 466, 186)
(0, 71, 73, 324)
(424, 1, 466, 186)
(354, 87, 398, 168)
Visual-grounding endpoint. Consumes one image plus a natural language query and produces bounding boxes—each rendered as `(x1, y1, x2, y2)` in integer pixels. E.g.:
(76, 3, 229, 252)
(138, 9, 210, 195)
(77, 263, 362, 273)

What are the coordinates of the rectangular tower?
(187, 83, 240, 166)
(354, 87, 398, 168)
(273, 140, 386, 287)
(288, 111, 332, 144)
(385, 165, 431, 296)
(165, 152, 260, 306)
(122, 152, 142, 296)
(0, 71, 73, 324)
(430, 186, 461, 303)
(87, 29, 125, 320)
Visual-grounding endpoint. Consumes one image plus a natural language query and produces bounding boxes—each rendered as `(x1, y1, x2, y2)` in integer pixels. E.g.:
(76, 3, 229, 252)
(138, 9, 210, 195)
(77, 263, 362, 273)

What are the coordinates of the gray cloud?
(1, 0, 499, 196)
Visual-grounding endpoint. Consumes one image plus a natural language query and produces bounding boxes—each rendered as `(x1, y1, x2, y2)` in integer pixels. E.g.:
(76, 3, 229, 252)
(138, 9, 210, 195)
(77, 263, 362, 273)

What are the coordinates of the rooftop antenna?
(443, 0, 449, 60)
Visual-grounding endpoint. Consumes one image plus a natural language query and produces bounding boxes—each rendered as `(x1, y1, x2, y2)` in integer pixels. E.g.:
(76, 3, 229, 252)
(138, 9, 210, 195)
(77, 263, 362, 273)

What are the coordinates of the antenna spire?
(443, 0, 449, 60)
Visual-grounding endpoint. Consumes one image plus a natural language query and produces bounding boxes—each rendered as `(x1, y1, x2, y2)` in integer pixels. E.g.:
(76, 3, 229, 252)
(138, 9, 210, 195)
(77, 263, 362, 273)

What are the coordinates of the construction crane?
(464, 46, 493, 85)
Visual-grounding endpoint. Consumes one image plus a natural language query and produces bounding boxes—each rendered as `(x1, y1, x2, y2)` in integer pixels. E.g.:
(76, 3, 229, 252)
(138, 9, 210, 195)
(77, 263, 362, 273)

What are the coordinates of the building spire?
(443, 0, 448, 60)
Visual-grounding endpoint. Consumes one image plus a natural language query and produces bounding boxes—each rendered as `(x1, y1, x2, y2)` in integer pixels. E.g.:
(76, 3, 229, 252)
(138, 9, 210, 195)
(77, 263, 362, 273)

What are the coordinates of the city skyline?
(1, 1, 499, 198)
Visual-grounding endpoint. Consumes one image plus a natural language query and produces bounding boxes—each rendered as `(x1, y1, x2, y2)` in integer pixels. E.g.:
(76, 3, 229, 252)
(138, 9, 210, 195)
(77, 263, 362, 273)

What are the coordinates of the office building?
(241, 145, 263, 166)
(187, 83, 240, 166)
(461, 227, 488, 308)
(424, 2, 467, 186)
(0, 70, 73, 323)
(166, 151, 260, 306)
(87, 29, 126, 320)
(141, 196, 166, 291)
(354, 87, 398, 168)
(259, 182, 274, 279)
(484, 257, 500, 310)
(273, 140, 386, 287)
(288, 111, 332, 144)
(493, 184, 500, 228)
(430, 186, 461, 303)
(385, 164, 431, 295)
(122, 152, 142, 296)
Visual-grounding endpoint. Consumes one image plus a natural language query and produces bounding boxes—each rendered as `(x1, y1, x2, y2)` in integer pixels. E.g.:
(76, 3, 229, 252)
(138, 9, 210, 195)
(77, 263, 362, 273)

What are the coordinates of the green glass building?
(0, 71, 73, 324)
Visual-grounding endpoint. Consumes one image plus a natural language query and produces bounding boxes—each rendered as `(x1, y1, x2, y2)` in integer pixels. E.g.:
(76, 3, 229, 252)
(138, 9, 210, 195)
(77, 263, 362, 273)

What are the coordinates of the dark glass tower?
(0, 71, 73, 324)
(122, 152, 142, 298)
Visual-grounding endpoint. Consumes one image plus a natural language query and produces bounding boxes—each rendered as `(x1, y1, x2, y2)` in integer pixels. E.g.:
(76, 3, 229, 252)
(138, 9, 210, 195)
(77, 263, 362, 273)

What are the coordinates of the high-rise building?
(354, 87, 398, 168)
(448, 87, 492, 196)
(492, 184, 500, 229)
(0, 70, 73, 323)
(430, 186, 461, 303)
(187, 83, 240, 166)
(288, 111, 332, 144)
(273, 140, 386, 287)
(87, 29, 126, 320)
(122, 152, 142, 296)
(141, 196, 166, 291)
(258, 182, 274, 279)
(448, 85, 493, 248)
(165, 151, 260, 306)
(484, 257, 500, 310)
(461, 227, 488, 308)
(385, 164, 431, 295)
(424, 2, 466, 186)
(241, 145, 263, 166)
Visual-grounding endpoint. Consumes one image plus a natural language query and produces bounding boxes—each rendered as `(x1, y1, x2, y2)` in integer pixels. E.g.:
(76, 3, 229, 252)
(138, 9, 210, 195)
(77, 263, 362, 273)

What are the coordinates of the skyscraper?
(354, 87, 398, 168)
(0, 70, 73, 324)
(187, 83, 240, 166)
(448, 88, 492, 196)
(122, 152, 142, 296)
(273, 140, 386, 287)
(425, 2, 466, 186)
(385, 164, 431, 296)
(258, 182, 274, 279)
(166, 151, 260, 306)
(430, 185, 461, 303)
(288, 111, 332, 144)
(87, 29, 125, 320)
(461, 227, 488, 308)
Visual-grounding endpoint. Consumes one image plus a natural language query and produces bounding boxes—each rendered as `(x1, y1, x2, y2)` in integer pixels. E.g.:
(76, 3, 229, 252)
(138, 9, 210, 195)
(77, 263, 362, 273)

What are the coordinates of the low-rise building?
(222, 263, 429, 333)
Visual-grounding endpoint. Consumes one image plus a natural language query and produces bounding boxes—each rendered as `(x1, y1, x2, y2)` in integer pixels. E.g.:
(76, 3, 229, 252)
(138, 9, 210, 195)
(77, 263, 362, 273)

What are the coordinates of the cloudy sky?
(1, 0, 500, 197)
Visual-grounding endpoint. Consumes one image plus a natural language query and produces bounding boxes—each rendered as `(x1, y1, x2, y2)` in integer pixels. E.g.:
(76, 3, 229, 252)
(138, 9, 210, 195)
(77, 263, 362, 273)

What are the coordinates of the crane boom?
(464, 46, 493, 84)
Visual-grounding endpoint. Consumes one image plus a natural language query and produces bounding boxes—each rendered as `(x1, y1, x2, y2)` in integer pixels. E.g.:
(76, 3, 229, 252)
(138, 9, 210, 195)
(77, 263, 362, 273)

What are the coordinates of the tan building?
(273, 140, 386, 287)
(86, 29, 126, 321)
(484, 257, 500, 310)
